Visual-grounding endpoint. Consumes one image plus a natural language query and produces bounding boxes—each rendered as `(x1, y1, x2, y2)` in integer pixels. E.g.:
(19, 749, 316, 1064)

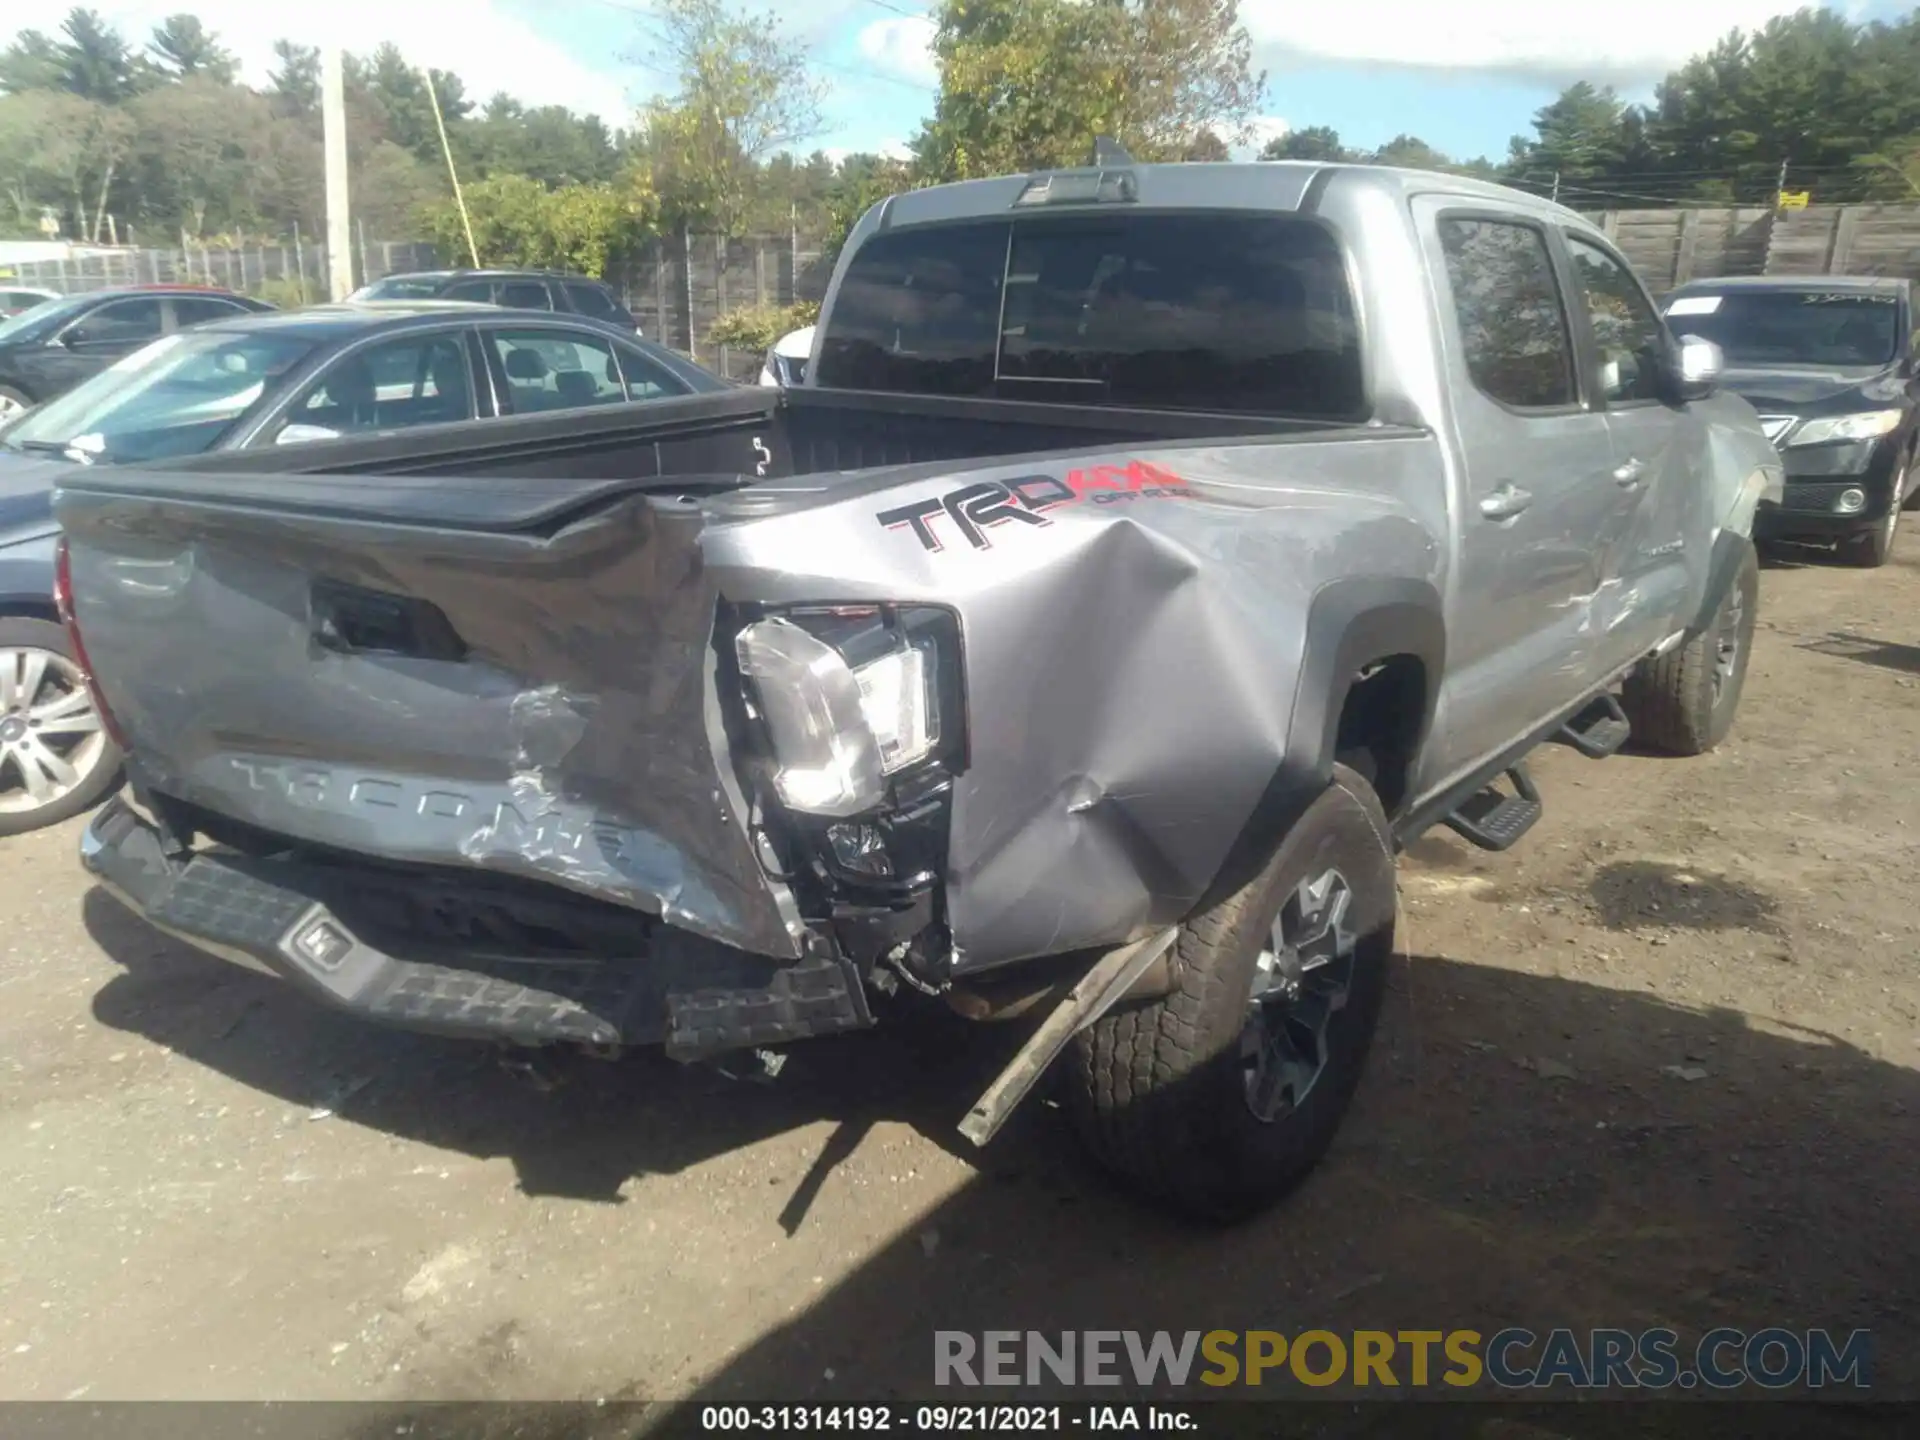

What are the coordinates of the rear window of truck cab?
(815, 213, 1365, 419)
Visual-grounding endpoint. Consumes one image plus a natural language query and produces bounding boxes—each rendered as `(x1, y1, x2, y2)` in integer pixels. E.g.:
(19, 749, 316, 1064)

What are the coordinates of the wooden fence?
(1590, 203, 1920, 293)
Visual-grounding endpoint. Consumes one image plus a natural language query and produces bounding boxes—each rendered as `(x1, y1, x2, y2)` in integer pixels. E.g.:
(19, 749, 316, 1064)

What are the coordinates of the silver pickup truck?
(55, 160, 1782, 1221)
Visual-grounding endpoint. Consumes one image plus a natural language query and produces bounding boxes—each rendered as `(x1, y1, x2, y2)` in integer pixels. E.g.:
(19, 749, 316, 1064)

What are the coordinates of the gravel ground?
(0, 539, 1916, 1424)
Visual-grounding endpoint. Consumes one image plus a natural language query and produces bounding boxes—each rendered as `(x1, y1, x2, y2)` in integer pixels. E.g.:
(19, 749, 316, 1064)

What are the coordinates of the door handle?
(1613, 457, 1647, 487)
(1478, 483, 1533, 520)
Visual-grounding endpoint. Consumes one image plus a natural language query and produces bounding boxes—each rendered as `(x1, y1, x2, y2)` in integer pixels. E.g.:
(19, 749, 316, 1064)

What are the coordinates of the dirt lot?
(1, 539, 1916, 1422)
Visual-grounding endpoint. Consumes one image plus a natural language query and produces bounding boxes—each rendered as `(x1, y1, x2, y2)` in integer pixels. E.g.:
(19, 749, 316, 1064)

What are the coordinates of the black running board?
(1556, 693, 1631, 758)
(1443, 762, 1543, 851)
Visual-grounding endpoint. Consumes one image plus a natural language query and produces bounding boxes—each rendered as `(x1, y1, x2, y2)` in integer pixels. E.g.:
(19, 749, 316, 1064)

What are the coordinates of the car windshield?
(351, 276, 447, 301)
(0, 294, 87, 345)
(4, 328, 316, 462)
(1664, 290, 1901, 369)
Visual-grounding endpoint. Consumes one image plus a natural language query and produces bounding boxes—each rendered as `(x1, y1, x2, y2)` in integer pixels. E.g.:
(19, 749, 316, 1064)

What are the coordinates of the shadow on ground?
(1796, 631, 1920, 678)
(84, 886, 1918, 1419)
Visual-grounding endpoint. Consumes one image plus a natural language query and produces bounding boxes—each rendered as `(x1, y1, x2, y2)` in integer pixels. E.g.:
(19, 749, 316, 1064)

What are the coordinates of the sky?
(2, 0, 1910, 167)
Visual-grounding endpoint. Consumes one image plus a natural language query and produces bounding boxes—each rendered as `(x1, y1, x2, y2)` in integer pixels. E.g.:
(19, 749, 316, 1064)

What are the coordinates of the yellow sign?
(1778, 190, 1812, 210)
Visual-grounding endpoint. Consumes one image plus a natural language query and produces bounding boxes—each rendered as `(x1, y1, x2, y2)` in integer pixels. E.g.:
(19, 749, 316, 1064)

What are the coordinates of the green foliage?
(1503, 8, 1920, 205)
(0, 6, 645, 245)
(1261, 126, 1350, 162)
(147, 15, 237, 85)
(822, 153, 916, 260)
(709, 299, 819, 351)
(638, 0, 825, 236)
(913, 0, 1264, 181)
(420, 173, 653, 276)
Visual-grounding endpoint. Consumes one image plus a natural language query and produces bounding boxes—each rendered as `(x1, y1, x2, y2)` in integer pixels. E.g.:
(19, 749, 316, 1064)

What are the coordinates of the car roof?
(870, 159, 1596, 236)
(1668, 274, 1909, 296)
(187, 301, 640, 343)
(380, 268, 603, 283)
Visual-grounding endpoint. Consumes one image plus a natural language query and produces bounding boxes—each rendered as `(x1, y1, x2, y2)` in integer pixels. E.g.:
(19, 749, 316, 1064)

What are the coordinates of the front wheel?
(1620, 538, 1759, 757)
(0, 385, 32, 424)
(0, 617, 124, 837)
(1065, 764, 1395, 1223)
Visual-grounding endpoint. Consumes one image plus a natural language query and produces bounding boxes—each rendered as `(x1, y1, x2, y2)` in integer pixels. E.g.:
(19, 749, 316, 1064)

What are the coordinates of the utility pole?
(1550, 171, 1561, 205)
(322, 46, 354, 300)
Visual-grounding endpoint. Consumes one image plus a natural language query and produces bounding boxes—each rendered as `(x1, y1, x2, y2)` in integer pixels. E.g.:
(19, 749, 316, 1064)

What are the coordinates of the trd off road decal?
(877, 460, 1196, 553)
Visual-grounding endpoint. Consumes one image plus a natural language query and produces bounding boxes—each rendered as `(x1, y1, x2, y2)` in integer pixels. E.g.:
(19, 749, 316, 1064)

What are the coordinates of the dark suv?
(0, 285, 273, 422)
(349, 269, 642, 333)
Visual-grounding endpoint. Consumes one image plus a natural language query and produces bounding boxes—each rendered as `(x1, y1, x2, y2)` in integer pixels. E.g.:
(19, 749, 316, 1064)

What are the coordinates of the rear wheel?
(1620, 538, 1758, 756)
(1065, 765, 1395, 1223)
(0, 618, 124, 837)
(0, 385, 31, 424)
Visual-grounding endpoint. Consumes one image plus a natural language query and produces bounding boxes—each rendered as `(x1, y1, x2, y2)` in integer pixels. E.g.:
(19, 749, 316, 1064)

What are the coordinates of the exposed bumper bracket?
(956, 925, 1180, 1149)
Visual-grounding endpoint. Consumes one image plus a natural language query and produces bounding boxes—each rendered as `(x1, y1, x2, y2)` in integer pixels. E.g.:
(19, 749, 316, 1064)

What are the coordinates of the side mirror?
(275, 422, 342, 447)
(59, 327, 90, 348)
(1672, 335, 1723, 401)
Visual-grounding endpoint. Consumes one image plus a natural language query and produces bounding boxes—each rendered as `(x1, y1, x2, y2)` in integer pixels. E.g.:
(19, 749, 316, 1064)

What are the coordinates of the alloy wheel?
(1241, 868, 1357, 1123)
(0, 646, 109, 817)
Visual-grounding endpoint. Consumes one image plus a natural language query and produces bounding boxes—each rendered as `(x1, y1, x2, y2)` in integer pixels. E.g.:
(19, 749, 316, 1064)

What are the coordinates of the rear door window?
(816, 213, 1365, 417)
(488, 328, 626, 413)
(564, 281, 626, 322)
(497, 280, 554, 311)
(169, 295, 252, 329)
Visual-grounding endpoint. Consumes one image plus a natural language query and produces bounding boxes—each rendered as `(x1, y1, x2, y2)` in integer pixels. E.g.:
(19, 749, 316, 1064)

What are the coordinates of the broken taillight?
(52, 535, 128, 749)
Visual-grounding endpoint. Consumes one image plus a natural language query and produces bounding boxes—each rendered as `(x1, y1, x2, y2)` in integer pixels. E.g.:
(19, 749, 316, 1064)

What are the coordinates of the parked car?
(349, 268, 643, 334)
(1662, 275, 1919, 567)
(0, 301, 727, 835)
(0, 285, 272, 423)
(758, 324, 815, 387)
(0, 286, 58, 319)
(58, 159, 1779, 1220)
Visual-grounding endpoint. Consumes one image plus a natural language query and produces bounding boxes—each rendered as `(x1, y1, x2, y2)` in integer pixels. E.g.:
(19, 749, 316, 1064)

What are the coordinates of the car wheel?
(1065, 764, 1395, 1223)
(0, 384, 32, 423)
(0, 617, 124, 837)
(1621, 537, 1759, 756)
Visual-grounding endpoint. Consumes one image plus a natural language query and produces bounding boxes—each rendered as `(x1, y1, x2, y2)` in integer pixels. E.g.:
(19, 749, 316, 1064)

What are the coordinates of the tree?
(637, 0, 824, 237)
(148, 15, 237, 84)
(913, 0, 1264, 180)
(1368, 134, 1451, 170)
(351, 141, 445, 239)
(421, 171, 653, 274)
(1260, 125, 1349, 162)
(823, 152, 914, 259)
(1513, 83, 1630, 182)
(0, 31, 67, 94)
(127, 78, 271, 236)
(57, 8, 146, 102)
(266, 41, 320, 119)
(1183, 129, 1229, 162)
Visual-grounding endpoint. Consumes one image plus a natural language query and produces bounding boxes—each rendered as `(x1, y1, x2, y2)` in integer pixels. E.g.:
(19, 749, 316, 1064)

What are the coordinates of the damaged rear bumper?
(80, 798, 873, 1057)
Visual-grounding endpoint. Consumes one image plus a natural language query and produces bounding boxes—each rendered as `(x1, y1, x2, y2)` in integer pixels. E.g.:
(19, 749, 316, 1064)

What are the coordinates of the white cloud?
(877, 137, 914, 162)
(855, 16, 938, 88)
(1238, 0, 1836, 87)
(1, 1, 639, 121)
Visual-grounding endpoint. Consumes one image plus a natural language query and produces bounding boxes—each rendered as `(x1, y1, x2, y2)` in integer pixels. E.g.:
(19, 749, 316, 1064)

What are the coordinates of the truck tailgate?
(54, 469, 804, 960)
